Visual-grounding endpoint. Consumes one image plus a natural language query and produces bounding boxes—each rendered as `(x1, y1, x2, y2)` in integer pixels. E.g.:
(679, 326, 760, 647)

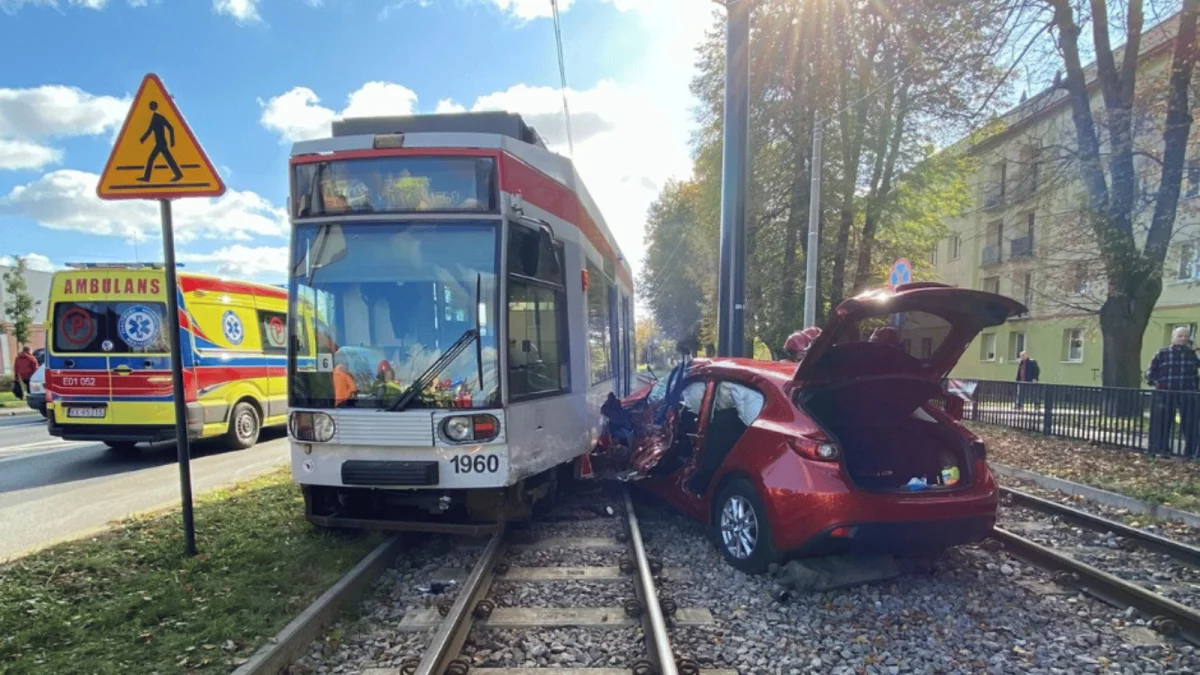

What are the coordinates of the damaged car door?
(632, 379, 709, 478)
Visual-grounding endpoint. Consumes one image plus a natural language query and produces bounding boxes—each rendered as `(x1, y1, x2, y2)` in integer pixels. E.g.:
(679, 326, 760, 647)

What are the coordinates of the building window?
(951, 235, 961, 260)
(1062, 328, 1084, 363)
(930, 243, 938, 265)
(1071, 263, 1090, 295)
(982, 276, 1000, 295)
(1188, 159, 1199, 198)
(980, 333, 997, 361)
(586, 260, 614, 385)
(1022, 273, 1034, 310)
(1009, 332, 1026, 361)
(1179, 242, 1199, 281)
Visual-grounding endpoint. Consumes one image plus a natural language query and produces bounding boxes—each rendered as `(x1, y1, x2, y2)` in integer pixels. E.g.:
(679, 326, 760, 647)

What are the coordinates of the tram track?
(394, 485, 730, 674)
(994, 485, 1200, 646)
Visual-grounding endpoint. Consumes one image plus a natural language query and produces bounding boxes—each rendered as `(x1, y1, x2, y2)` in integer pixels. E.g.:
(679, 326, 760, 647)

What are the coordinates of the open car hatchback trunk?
(799, 377, 970, 492)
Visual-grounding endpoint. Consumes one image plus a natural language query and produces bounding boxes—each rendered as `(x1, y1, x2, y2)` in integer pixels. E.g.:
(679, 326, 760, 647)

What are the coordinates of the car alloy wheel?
(720, 494, 759, 560)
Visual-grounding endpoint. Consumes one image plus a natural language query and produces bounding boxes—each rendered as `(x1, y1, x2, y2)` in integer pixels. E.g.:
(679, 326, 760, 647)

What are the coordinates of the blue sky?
(0, 0, 711, 282)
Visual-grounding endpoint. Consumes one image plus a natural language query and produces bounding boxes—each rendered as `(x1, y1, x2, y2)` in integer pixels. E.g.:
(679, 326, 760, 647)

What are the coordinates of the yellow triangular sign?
(97, 74, 225, 200)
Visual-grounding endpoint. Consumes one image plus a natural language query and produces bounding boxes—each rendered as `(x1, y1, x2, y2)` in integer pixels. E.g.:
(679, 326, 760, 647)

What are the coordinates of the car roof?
(688, 357, 795, 387)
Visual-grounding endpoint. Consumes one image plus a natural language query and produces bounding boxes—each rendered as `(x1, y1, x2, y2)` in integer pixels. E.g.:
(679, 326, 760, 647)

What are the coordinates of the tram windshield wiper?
(387, 328, 480, 413)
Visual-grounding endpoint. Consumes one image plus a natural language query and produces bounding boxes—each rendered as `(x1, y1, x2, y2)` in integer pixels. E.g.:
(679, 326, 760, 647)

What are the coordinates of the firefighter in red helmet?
(783, 327, 822, 362)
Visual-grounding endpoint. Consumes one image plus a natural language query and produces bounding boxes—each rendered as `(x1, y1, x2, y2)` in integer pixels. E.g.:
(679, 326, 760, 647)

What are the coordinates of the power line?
(550, 0, 575, 156)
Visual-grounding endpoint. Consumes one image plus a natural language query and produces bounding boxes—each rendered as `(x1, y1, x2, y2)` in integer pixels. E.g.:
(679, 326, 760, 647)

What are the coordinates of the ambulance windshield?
(288, 221, 500, 410)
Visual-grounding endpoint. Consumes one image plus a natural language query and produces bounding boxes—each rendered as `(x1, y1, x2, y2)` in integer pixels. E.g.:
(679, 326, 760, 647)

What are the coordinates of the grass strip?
(0, 468, 384, 674)
(972, 422, 1200, 514)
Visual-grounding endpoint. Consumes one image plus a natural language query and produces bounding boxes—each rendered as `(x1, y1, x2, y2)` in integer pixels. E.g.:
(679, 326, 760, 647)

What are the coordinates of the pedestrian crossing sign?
(96, 73, 225, 200)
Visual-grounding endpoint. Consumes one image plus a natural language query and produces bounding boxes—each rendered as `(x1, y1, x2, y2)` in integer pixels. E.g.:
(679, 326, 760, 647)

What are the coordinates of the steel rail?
(1000, 486, 1200, 566)
(992, 527, 1200, 646)
(412, 531, 505, 675)
(624, 489, 679, 675)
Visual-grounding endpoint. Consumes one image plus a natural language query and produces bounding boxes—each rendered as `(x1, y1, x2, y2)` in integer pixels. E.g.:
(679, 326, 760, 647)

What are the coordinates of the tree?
(2, 256, 35, 348)
(1028, 0, 1199, 387)
(639, 0, 1006, 356)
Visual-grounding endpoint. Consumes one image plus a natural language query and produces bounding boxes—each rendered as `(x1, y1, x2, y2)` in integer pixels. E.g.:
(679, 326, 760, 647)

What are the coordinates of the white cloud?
(0, 170, 288, 244)
(0, 139, 63, 171)
(0, 253, 56, 272)
(435, 99, 467, 114)
(0, 85, 129, 139)
(213, 0, 260, 23)
(179, 244, 289, 278)
(486, 0, 573, 21)
(0, 0, 104, 12)
(259, 81, 419, 143)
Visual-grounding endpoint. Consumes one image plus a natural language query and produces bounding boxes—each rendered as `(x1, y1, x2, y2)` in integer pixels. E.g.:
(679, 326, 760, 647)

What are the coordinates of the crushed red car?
(592, 282, 1025, 573)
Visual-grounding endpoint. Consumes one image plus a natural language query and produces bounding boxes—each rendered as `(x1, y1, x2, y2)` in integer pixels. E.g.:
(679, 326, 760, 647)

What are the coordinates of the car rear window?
(52, 302, 171, 354)
(827, 310, 953, 361)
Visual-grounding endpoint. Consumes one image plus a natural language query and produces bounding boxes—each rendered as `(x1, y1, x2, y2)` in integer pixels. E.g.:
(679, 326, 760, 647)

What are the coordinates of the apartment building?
(932, 14, 1199, 385)
(0, 261, 52, 377)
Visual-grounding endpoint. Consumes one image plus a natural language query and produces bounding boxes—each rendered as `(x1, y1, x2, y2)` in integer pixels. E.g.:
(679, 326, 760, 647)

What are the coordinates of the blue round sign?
(889, 258, 912, 289)
(118, 305, 161, 349)
(222, 310, 245, 346)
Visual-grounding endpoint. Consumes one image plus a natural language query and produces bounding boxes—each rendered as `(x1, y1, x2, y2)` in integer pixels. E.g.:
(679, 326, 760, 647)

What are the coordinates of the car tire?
(224, 401, 261, 450)
(104, 441, 140, 457)
(712, 478, 779, 574)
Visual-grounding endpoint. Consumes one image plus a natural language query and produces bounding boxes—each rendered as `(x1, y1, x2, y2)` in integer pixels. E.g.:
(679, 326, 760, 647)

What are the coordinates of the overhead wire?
(550, 0, 575, 156)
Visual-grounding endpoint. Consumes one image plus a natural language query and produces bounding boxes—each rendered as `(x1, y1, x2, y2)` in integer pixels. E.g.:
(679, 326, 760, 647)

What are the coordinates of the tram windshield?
(288, 221, 500, 410)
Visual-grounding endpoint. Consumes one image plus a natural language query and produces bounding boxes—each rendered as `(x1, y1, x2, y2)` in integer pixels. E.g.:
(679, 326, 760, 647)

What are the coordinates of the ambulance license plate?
(66, 406, 107, 419)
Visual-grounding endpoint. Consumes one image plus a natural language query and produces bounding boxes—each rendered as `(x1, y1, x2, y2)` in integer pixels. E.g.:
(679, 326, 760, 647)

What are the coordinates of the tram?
(286, 112, 635, 532)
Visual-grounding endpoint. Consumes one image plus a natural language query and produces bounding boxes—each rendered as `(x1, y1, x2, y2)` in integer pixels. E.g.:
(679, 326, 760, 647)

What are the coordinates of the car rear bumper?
(788, 514, 996, 558)
(26, 394, 46, 416)
(48, 402, 205, 442)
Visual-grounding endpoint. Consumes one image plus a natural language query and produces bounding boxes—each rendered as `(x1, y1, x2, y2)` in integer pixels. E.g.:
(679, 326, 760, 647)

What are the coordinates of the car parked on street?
(26, 365, 46, 418)
(595, 282, 1026, 573)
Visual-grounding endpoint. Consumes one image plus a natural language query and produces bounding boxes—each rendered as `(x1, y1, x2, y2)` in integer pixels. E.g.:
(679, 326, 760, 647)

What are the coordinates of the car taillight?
(788, 435, 840, 462)
(970, 440, 987, 461)
(441, 414, 500, 443)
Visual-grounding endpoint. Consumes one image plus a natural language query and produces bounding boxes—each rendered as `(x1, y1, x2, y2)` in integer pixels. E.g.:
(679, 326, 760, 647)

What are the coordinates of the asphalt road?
(0, 415, 289, 561)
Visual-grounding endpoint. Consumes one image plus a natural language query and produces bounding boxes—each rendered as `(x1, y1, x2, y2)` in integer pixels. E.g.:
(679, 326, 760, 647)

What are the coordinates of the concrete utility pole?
(716, 0, 751, 357)
(803, 125, 822, 327)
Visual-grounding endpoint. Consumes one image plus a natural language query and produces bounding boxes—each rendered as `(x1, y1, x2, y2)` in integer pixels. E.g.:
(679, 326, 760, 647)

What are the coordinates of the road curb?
(990, 461, 1200, 528)
(232, 533, 404, 675)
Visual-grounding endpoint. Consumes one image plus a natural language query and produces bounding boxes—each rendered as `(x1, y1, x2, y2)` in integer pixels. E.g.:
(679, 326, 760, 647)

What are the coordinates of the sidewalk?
(972, 422, 1200, 515)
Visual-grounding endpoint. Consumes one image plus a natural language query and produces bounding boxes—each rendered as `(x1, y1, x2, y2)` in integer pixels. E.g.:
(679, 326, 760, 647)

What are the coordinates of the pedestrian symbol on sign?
(95, 73, 225, 200)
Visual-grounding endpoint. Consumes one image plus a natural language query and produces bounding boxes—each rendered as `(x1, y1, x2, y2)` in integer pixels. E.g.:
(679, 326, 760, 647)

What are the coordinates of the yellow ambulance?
(45, 263, 288, 455)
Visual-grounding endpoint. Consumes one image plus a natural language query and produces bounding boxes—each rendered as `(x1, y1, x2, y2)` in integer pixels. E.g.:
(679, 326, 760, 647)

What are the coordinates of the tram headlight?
(290, 411, 335, 443)
(441, 414, 500, 443)
(443, 416, 473, 442)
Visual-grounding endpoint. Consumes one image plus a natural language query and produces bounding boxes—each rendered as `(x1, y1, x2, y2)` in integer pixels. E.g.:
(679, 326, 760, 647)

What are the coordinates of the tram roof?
(331, 112, 547, 149)
(288, 113, 632, 288)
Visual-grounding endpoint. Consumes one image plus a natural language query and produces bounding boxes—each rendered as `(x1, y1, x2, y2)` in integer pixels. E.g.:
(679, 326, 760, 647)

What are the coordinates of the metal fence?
(956, 379, 1199, 458)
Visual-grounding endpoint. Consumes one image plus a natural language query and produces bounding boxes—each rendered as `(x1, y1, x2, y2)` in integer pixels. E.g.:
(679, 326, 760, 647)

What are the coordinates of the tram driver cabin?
(286, 112, 635, 531)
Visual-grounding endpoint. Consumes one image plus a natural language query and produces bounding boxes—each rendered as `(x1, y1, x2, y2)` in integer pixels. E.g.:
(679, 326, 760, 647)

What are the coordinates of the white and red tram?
(286, 112, 635, 532)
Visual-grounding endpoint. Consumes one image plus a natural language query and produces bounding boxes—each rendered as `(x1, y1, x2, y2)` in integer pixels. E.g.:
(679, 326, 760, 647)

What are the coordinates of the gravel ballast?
(289, 483, 1198, 675)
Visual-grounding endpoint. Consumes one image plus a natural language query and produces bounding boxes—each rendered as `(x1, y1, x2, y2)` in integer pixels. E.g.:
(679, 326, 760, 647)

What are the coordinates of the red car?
(606, 283, 1025, 573)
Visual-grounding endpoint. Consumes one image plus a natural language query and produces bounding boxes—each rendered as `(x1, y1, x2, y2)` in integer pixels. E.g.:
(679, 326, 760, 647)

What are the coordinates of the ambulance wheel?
(225, 402, 261, 450)
(104, 441, 140, 457)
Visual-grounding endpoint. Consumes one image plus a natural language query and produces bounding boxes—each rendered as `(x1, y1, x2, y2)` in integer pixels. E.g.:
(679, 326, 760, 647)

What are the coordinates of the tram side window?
(587, 261, 613, 385)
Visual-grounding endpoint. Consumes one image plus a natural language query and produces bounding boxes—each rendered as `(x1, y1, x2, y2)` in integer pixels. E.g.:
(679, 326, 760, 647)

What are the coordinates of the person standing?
(1145, 327, 1200, 457)
(13, 346, 38, 400)
(1015, 351, 1040, 410)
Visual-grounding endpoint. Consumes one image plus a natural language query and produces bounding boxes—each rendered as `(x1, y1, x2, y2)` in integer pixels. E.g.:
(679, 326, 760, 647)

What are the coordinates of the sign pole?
(160, 198, 197, 556)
